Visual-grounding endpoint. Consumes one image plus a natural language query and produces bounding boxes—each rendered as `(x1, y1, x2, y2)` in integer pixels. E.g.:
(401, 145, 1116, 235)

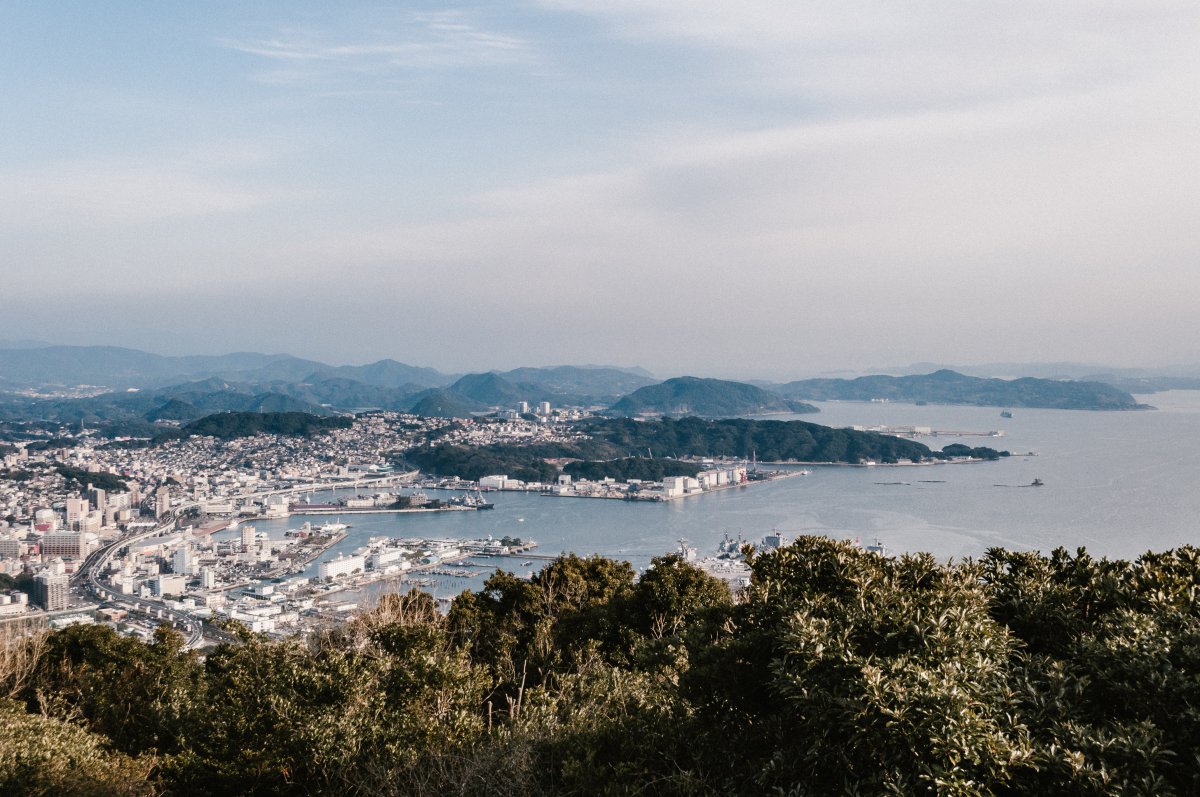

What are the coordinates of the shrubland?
(3, 538, 1199, 795)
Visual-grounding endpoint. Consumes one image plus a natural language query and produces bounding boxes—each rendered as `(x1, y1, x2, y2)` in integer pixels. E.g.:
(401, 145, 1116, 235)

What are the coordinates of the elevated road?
(69, 470, 418, 650)
(75, 505, 206, 648)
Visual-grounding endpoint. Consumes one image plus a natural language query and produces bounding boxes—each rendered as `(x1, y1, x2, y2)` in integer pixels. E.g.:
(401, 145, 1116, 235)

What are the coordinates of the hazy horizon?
(4, 2, 1197, 377)
(5, 336, 1197, 385)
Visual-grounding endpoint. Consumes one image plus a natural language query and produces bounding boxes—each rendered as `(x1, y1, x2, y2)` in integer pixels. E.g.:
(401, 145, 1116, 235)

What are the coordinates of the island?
(771, 369, 1149, 410)
(608, 376, 818, 418)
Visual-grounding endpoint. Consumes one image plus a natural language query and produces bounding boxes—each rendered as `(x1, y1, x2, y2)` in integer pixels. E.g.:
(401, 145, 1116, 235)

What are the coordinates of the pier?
(288, 505, 478, 515)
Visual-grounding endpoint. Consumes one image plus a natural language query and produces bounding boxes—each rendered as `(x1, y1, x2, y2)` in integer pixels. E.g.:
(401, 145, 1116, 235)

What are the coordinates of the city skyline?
(3, 2, 1198, 377)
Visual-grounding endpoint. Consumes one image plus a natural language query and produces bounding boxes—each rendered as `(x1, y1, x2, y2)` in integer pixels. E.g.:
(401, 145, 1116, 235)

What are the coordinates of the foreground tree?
(687, 537, 1032, 794)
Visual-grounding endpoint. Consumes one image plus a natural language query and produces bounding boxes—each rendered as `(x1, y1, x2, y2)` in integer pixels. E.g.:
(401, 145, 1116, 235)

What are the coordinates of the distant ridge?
(496, 366, 656, 401)
(407, 389, 481, 419)
(609, 377, 818, 418)
(449, 373, 529, 407)
(0, 344, 655, 408)
(772, 370, 1149, 410)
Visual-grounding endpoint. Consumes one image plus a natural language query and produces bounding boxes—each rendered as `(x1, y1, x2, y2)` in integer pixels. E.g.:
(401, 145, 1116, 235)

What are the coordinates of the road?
(69, 470, 418, 649)
(74, 505, 208, 648)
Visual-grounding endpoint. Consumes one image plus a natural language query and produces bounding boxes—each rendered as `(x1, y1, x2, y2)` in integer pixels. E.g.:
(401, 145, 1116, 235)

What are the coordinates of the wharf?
(543, 468, 805, 502)
(481, 552, 557, 561)
(289, 505, 477, 515)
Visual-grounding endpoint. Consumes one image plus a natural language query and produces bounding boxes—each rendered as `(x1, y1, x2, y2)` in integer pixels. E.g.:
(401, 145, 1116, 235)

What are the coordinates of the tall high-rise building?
(172, 546, 194, 575)
(241, 524, 255, 553)
(88, 486, 107, 514)
(155, 486, 171, 519)
(33, 569, 69, 611)
(65, 497, 87, 529)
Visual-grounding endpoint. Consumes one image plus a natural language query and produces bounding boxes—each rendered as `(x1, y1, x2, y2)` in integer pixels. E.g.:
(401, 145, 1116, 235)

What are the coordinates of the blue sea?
(238, 391, 1200, 600)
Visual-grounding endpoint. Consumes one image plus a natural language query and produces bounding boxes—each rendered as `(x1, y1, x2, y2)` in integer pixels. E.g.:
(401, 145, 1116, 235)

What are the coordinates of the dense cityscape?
(0, 404, 791, 645)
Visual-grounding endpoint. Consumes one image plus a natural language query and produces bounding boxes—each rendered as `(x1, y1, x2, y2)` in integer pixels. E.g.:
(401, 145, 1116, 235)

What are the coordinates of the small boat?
(1000, 410, 1013, 419)
(1031, 478, 1044, 487)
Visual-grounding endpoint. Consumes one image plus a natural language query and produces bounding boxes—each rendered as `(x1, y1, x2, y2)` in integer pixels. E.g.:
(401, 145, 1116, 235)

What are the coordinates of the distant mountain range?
(877, 361, 1200, 392)
(0, 345, 448, 392)
(0, 343, 661, 430)
(0, 343, 1163, 435)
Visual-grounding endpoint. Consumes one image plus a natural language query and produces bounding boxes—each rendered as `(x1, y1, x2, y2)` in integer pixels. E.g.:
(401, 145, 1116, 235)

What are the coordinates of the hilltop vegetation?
(404, 442, 564, 483)
(774, 369, 1147, 410)
(562, 456, 702, 481)
(405, 416, 1004, 481)
(53, 465, 128, 494)
(5, 539, 1200, 795)
(609, 376, 818, 417)
(175, 411, 352, 440)
(585, 416, 941, 464)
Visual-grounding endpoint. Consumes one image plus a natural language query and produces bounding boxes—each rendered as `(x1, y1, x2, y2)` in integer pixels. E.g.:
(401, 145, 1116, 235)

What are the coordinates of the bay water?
(241, 391, 1200, 599)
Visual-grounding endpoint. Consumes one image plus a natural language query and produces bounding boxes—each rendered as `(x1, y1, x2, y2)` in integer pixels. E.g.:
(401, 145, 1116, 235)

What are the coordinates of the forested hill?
(585, 416, 937, 463)
(404, 417, 1005, 480)
(773, 369, 1148, 410)
(175, 411, 352, 440)
(8, 540, 1200, 794)
(609, 376, 818, 417)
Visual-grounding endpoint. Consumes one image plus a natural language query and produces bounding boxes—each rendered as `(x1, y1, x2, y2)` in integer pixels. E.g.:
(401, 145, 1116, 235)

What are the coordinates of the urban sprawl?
(0, 408, 780, 646)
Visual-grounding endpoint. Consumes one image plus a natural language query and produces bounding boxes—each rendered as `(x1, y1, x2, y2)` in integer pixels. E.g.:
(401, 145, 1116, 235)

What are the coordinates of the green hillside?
(610, 376, 818, 417)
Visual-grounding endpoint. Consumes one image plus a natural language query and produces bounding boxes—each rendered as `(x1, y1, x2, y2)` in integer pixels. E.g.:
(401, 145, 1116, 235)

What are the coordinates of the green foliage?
(449, 554, 637, 688)
(179, 411, 352, 440)
(408, 416, 955, 482)
(163, 589, 490, 795)
(775, 369, 1147, 410)
(609, 376, 818, 417)
(8, 543, 1200, 794)
(585, 415, 933, 464)
(0, 698, 154, 796)
(406, 443, 564, 482)
(939, 443, 1010, 460)
(688, 538, 1029, 794)
(563, 457, 701, 481)
(982, 546, 1200, 795)
(21, 624, 202, 756)
(54, 464, 129, 493)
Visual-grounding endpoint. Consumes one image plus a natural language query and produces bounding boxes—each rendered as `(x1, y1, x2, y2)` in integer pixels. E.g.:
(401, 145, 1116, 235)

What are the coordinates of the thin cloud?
(541, 0, 1199, 110)
(222, 9, 534, 88)
(0, 159, 285, 227)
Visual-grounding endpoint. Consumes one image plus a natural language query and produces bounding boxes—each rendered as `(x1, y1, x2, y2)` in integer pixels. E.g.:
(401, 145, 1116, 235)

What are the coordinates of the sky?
(2, 1, 1199, 379)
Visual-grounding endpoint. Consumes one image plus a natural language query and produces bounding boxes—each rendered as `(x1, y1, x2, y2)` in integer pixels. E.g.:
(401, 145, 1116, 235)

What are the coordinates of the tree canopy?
(4, 540, 1200, 794)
